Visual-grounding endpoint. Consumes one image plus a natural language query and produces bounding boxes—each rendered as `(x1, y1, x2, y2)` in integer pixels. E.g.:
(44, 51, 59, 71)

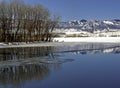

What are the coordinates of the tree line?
(0, 0, 59, 43)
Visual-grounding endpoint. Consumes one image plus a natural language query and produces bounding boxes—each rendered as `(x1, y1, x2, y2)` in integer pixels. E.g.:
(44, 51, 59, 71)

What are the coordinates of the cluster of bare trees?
(0, 0, 59, 43)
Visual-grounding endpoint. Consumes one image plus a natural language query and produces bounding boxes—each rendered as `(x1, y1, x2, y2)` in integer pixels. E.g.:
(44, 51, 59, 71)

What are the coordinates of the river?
(0, 43, 120, 88)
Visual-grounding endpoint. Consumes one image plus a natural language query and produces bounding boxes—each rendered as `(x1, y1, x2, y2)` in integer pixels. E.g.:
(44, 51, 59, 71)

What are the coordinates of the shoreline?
(53, 37, 120, 43)
(0, 37, 120, 48)
(0, 42, 65, 48)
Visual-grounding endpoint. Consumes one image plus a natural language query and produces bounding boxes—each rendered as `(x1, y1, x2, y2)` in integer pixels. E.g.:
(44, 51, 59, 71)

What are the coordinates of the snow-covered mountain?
(56, 19, 120, 33)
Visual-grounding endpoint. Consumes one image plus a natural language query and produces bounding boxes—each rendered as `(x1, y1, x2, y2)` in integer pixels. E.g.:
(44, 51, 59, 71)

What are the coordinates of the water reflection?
(0, 64, 49, 88)
(0, 46, 73, 88)
(0, 43, 120, 88)
(0, 47, 54, 61)
(56, 43, 120, 55)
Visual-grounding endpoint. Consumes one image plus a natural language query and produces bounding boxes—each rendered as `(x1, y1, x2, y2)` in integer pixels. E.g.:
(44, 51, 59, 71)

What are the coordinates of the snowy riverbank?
(0, 37, 120, 48)
(0, 42, 66, 48)
(53, 37, 120, 43)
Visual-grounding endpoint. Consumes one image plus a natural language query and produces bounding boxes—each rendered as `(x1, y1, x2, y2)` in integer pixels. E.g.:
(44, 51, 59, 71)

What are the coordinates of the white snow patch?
(53, 37, 120, 43)
(103, 21, 114, 25)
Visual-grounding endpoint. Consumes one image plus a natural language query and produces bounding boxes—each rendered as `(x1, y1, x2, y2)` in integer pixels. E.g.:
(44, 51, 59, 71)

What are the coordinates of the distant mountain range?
(56, 19, 120, 32)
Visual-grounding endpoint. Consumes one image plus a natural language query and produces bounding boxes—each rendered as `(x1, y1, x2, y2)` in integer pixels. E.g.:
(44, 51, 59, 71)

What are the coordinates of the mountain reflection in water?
(0, 43, 120, 88)
(56, 43, 120, 54)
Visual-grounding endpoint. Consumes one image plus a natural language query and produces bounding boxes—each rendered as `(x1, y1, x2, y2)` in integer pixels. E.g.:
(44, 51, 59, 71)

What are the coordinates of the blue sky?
(1, 0, 120, 21)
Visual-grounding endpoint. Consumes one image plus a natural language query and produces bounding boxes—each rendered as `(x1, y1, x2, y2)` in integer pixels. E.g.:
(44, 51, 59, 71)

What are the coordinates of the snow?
(65, 31, 88, 35)
(0, 37, 120, 48)
(53, 37, 120, 43)
(0, 43, 8, 46)
(103, 21, 114, 25)
(0, 42, 73, 48)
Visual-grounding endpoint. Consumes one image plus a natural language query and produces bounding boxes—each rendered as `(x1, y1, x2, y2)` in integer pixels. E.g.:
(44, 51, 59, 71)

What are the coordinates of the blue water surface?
(0, 43, 120, 88)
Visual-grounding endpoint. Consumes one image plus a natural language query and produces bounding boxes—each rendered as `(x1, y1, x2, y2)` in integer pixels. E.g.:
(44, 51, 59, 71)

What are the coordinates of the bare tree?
(0, 0, 59, 43)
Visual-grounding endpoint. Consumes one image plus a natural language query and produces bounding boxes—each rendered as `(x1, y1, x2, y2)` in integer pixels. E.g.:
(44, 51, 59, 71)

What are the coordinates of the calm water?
(0, 43, 120, 88)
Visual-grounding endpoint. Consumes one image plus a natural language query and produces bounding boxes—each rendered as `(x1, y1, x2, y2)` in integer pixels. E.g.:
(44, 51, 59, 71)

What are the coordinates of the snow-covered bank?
(0, 37, 120, 48)
(53, 37, 120, 43)
(0, 42, 83, 48)
(0, 42, 65, 48)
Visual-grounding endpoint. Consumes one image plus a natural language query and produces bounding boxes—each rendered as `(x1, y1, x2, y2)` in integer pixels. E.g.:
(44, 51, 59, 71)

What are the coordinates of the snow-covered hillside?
(56, 19, 120, 33)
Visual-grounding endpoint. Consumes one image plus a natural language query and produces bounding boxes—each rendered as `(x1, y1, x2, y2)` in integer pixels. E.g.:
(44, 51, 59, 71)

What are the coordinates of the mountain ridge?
(57, 19, 120, 32)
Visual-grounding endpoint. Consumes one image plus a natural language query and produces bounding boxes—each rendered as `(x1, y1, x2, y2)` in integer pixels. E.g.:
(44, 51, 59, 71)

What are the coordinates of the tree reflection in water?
(0, 47, 55, 61)
(0, 64, 49, 87)
(1, 43, 119, 87)
(0, 47, 59, 88)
